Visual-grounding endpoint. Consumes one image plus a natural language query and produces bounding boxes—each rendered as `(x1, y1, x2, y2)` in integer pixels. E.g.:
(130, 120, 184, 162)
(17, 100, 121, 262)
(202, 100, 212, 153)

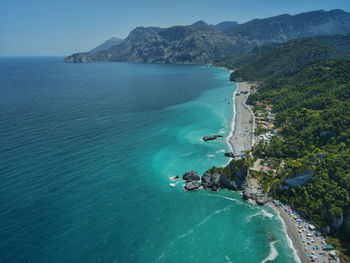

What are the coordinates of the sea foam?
(261, 241, 279, 263)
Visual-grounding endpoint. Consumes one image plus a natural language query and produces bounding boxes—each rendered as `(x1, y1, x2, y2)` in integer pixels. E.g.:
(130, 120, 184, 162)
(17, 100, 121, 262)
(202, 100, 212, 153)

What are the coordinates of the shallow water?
(0, 57, 297, 262)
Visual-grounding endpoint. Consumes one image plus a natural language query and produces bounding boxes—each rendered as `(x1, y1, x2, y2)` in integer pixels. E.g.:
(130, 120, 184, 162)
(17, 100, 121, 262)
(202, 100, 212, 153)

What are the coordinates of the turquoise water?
(0, 57, 297, 262)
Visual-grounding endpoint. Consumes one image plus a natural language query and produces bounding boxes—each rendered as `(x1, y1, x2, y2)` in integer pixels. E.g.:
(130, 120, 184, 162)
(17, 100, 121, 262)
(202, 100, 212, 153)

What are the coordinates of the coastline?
(271, 204, 308, 263)
(227, 81, 254, 157)
(226, 80, 306, 263)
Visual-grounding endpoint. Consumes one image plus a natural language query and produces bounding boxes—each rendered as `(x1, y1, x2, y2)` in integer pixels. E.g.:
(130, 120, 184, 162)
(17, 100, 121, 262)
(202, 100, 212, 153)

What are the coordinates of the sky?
(1, 0, 350, 56)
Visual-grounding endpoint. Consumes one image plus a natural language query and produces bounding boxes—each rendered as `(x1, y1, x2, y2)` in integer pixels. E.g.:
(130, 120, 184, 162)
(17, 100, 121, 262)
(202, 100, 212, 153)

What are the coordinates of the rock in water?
(202, 135, 223, 141)
(224, 152, 235, 158)
(182, 170, 200, 181)
(185, 181, 201, 191)
(201, 168, 220, 191)
(219, 176, 237, 190)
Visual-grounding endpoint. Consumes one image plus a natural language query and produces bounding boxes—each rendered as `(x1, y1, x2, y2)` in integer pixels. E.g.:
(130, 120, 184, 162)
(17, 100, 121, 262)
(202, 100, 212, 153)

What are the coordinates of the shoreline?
(227, 81, 254, 158)
(226, 79, 305, 263)
(270, 204, 307, 263)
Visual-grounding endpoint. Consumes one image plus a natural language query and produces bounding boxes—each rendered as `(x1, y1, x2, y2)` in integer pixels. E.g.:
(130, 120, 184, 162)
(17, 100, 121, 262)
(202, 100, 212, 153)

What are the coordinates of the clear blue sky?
(1, 0, 350, 56)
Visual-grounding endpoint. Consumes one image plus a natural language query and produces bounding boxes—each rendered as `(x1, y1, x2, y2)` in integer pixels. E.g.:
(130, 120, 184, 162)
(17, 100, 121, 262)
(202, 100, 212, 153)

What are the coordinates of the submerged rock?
(202, 135, 223, 141)
(182, 170, 200, 181)
(185, 181, 201, 191)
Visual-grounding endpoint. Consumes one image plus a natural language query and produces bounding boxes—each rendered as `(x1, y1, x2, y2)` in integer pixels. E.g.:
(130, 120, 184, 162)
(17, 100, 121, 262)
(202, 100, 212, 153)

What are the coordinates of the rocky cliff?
(65, 9, 350, 64)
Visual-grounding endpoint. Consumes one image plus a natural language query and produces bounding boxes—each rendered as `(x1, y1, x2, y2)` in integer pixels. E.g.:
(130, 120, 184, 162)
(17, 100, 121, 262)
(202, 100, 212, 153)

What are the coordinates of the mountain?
(64, 26, 238, 63)
(189, 20, 238, 30)
(219, 33, 350, 81)
(225, 9, 350, 47)
(189, 20, 211, 29)
(65, 9, 350, 63)
(90, 37, 124, 53)
(213, 21, 238, 30)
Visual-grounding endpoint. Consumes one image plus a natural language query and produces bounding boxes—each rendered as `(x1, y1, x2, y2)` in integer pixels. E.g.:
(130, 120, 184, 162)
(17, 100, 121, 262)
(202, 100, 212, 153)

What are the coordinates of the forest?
(218, 36, 350, 254)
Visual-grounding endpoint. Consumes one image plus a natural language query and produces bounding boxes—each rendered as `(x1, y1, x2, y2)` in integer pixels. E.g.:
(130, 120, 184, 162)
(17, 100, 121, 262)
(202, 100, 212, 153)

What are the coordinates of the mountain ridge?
(64, 9, 350, 63)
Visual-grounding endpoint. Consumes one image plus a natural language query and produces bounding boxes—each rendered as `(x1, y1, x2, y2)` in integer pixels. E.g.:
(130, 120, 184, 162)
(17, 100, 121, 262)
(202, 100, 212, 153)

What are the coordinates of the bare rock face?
(321, 225, 330, 235)
(331, 214, 344, 231)
(201, 168, 221, 191)
(343, 213, 350, 237)
(219, 176, 237, 190)
(184, 181, 201, 191)
(65, 10, 350, 64)
(242, 179, 271, 205)
(182, 170, 200, 182)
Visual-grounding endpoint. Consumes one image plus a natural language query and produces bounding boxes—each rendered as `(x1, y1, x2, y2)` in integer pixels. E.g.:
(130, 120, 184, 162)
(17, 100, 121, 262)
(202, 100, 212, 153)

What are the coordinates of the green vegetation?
(218, 35, 350, 254)
(221, 34, 350, 81)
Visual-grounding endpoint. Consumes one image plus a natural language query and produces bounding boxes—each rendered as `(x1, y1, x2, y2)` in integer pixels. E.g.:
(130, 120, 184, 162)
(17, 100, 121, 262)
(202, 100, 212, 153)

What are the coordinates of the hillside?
(64, 9, 350, 63)
(90, 37, 124, 53)
(224, 36, 350, 255)
(226, 34, 350, 81)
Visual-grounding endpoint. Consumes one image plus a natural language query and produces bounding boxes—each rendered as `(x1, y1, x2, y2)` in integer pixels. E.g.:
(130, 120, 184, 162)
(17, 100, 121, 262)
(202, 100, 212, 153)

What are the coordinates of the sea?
(0, 57, 298, 263)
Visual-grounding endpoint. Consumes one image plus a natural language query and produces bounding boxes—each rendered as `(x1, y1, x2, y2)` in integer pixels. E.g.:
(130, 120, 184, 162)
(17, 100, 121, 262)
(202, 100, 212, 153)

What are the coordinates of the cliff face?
(64, 9, 350, 63)
(65, 26, 237, 64)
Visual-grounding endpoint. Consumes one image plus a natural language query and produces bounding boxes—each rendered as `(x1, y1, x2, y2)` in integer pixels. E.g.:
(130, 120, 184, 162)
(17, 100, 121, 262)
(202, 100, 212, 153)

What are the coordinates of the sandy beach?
(228, 81, 337, 263)
(272, 204, 310, 263)
(228, 81, 254, 157)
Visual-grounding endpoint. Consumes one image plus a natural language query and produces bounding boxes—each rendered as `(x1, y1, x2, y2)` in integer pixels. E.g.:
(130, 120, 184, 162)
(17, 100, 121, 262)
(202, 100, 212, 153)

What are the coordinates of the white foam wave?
(178, 206, 232, 239)
(207, 194, 251, 208)
(180, 151, 195, 157)
(207, 154, 215, 158)
(261, 241, 279, 263)
(216, 149, 226, 153)
(219, 128, 225, 134)
(225, 84, 237, 157)
(246, 212, 262, 223)
(273, 206, 302, 263)
(246, 209, 274, 223)
(225, 255, 233, 263)
(262, 210, 274, 219)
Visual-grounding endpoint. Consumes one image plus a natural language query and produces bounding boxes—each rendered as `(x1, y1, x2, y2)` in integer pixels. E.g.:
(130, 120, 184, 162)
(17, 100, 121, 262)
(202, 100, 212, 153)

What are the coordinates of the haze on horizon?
(1, 0, 350, 56)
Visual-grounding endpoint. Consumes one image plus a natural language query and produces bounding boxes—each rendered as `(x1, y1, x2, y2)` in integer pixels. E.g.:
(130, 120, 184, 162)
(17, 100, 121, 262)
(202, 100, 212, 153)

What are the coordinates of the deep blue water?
(0, 57, 298, 263)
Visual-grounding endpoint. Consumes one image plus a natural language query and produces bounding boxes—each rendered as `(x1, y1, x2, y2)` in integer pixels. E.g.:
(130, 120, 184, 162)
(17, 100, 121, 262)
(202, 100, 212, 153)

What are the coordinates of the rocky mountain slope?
(90, 37, 124, 53)
(65, 9, 350, 63)
(220, 33, 350, 81)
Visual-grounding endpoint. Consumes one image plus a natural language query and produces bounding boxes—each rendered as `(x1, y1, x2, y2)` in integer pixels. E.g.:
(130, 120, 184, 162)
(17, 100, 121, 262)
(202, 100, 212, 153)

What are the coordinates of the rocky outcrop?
(181, 159, 272, 205)
(202, 135, 223, 141)
(321, 225, 331, 235)
(330, 214, 343, 231)
(242, 179, 271, 205)
(201, 168, 221, 191)
(64, 52, 95, 63)
(283, 170, 313, 188)
(219, 176, 237, 190)
(182, 170, 201, 191)
(224, 152, 235, 158)
(184, 181, 201, 191)
(182, 170, 200, 182)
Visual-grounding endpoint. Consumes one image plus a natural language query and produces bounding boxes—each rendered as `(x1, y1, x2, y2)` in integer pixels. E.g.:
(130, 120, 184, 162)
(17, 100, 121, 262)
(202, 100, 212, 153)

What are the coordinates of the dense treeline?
(218, 35, 350, 253)
(249, 60, 350, 232)
(221, 34, 350, 81)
